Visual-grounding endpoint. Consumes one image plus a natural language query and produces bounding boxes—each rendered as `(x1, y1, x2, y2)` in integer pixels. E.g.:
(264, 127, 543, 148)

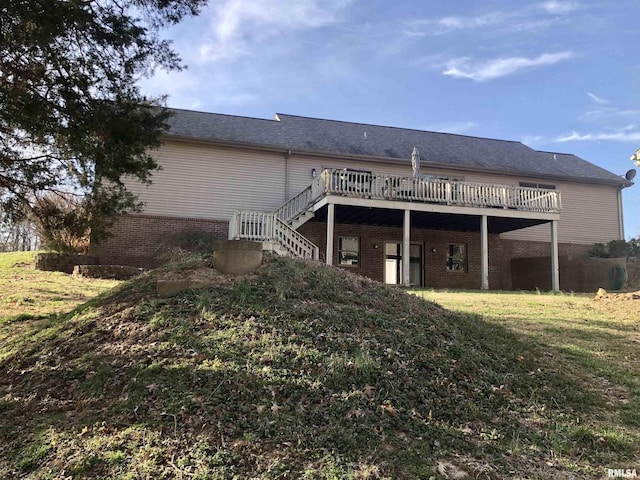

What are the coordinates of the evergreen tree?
(0, 0, 207, 239)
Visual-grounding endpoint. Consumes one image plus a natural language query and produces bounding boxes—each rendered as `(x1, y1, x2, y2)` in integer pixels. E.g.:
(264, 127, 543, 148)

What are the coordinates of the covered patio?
(310, 197, 561, 290)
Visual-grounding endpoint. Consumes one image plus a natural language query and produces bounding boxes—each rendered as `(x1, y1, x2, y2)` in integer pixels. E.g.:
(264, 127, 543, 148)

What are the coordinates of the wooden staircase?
(228, 175, 325, 260)
(228, 211, 319, 260)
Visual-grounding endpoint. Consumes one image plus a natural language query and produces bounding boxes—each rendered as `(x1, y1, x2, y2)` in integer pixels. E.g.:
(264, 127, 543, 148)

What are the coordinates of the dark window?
(520, 182, 556, 190)
(426, 175, 465, 182)
(338, 237, 359, 266)
(447, 244, 467, 272)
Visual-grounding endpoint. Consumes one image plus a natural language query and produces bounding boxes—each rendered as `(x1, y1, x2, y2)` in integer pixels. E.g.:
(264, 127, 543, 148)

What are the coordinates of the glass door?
(384, 242, 402, 285)
(409, 243, 423, 286)
(384, 242, 423, 286)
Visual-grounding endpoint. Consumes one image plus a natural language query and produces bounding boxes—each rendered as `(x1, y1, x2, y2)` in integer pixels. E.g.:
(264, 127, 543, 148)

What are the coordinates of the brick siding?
(89, 214, 228, 267)
(298, 222, 592, 290)
(91, 214, 592, 290)
(499, 239, 591, 290)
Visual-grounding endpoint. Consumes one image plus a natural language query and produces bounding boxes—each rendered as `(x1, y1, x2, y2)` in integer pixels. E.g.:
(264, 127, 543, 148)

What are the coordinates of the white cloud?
(587, 92, 608, 104)
(425, 121, 479, 135)
(522, 135, 546, 145)
(435, 12, 507, 32)
(142, 0, 355, 109)
(579, 107, 640, 123)
(538, 1, 580, 15)
(139, 70, 204, 109)
(404, 2, 580, 38)
(555, 130, 640, 142)
(546, 95, 640, 146)
(140, 67, 261, 109)
(443, 52, 574, 81)
(405, 11, 529, 37)
(198, 0, 351, 63)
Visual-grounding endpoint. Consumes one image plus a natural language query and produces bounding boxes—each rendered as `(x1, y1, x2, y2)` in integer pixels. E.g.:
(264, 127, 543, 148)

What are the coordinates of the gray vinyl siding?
(288, 156, 621, 245)
(124, 140, 286, 220)
(129, 141, 622, 245)
(501, 181, 621, 244)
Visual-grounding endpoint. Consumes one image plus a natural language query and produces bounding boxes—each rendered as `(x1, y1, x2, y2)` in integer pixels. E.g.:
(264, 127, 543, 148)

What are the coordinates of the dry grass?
(0, 251, 120, 322)
(1, 257, 638, 478)
(413, 289, 640, 449)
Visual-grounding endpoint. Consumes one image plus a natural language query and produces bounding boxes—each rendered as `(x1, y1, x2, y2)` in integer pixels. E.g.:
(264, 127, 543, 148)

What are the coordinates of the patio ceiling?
(311, 204, 548, 234)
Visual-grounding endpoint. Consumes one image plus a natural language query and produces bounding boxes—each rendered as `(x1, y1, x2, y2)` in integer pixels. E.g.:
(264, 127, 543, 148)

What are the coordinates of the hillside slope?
(0, 251, 119, 322)
(0, 256, 635, 479)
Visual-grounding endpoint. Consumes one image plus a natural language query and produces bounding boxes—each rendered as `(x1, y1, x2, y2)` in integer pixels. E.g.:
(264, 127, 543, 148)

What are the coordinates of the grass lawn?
(0, 255, 638, 478)
(0, 251, 121, 322)
(413, 289, 640, 460)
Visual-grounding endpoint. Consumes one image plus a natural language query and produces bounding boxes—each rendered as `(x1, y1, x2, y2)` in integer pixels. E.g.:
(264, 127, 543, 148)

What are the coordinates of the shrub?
(31, 193, 91, 254)
(152, 230, 222, 264)
(589, 238, 639, 258)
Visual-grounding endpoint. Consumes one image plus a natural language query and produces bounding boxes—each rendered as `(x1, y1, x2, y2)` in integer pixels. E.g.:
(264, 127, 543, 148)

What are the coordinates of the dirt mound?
(0, 255, 623, 479)
(593, 288, 640, 301)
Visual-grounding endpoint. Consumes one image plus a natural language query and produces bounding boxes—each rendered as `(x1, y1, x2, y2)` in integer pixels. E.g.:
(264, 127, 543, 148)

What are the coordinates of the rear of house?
(89, 108, 631, 291)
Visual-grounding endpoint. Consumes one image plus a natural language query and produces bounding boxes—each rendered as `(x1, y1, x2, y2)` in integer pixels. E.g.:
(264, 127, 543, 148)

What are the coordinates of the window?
(520, 181, 556, 190)
(446, 244, 467, 272)
(338, 237, 359, 266)
(424, 174, 465, 182)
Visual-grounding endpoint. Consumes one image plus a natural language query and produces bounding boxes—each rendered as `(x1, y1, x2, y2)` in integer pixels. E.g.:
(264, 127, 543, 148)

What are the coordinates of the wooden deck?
(311, 169, 561, 214)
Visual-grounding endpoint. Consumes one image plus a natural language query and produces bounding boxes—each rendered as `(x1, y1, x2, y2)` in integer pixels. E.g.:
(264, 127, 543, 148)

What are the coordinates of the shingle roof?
(164, 108, 628, 186)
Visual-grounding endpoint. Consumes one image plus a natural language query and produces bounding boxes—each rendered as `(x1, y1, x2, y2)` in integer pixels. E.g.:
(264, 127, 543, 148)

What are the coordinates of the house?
(89, 108, 632, 291)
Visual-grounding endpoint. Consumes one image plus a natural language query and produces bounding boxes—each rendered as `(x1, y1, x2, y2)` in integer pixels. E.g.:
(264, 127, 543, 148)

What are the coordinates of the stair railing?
(229, 211, 319, 260)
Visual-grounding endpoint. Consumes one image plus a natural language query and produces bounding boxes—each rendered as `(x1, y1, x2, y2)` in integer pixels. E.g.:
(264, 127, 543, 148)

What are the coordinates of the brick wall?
(499, 240, 591, 290)
(90, 214, 594, 290)
(89, 214, 229, 267)
(298, 222, 502, 290)
(299, 221, 592, 290)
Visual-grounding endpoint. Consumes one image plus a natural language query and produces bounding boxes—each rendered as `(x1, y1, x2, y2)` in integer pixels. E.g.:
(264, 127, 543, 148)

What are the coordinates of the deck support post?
(403, 209, 411, 287)
(481, 215, 489, 290)
(550, 220, 559, 291)
(326, 203, 335, 266)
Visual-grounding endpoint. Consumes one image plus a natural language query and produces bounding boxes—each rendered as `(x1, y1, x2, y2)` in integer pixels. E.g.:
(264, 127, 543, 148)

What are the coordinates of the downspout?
(617, 188, 625, 240)
(284, 149, 292, 201)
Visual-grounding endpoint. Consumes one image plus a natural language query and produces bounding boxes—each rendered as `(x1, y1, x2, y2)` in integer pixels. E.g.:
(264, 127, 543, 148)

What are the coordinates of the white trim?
(551, 220, 560, 291)
(315, 196, 560, 221)
(618, 189, 625, 240)
(326, 203, 335, 266)
(481, 215, 489, 290)
(403, 210, 411, 286)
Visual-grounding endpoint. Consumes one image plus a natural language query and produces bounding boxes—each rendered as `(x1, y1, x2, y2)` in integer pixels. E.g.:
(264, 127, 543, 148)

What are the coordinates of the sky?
(141, 0, 640, 239)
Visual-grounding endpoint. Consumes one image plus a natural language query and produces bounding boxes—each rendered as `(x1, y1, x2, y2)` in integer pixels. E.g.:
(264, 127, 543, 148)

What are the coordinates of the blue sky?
(141, 0, 640, 239)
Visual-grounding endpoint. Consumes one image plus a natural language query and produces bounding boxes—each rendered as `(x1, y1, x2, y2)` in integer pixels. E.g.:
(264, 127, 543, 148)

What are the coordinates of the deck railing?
(318, 169, 561, 213)
(229, 211, 319, 260)
(229, 169, 560, 262)
(275, 184, 314, 222)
